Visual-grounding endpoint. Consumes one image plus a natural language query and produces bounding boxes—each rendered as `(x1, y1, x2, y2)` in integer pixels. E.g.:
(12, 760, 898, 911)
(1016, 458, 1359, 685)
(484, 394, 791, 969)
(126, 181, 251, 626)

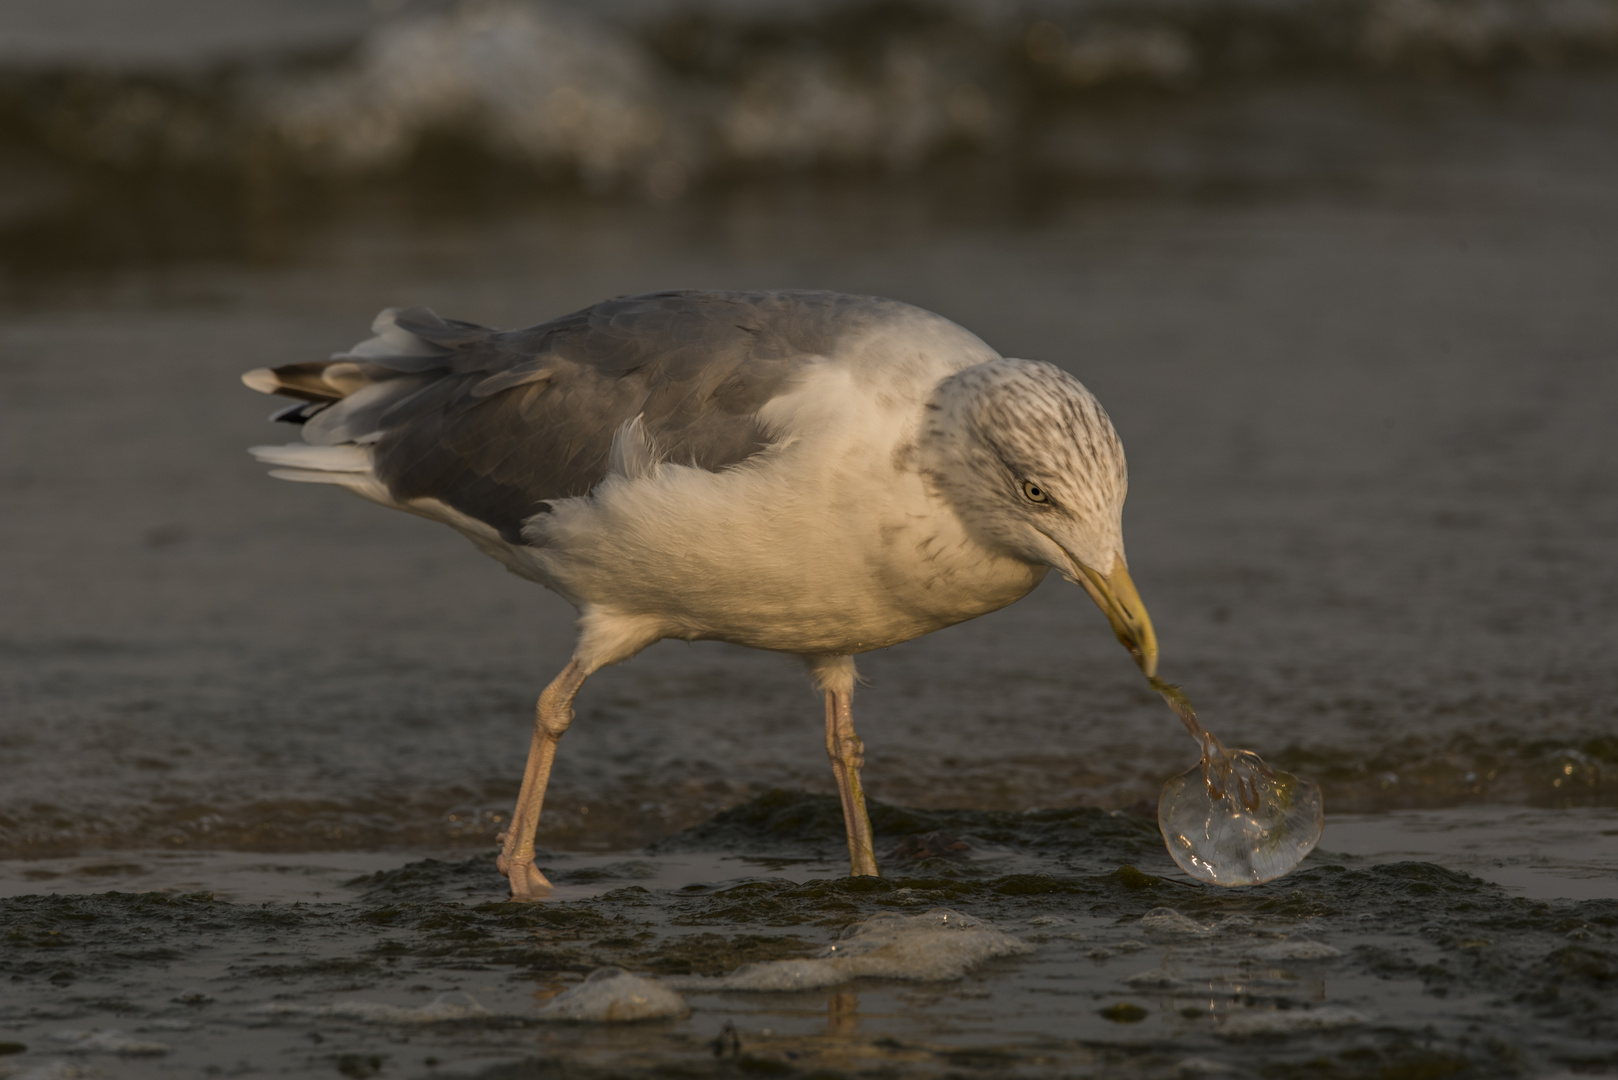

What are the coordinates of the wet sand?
(1, 795, 1616, 1078)
(2, 67, 1617, 1078)
(5, 806, 1617, 904)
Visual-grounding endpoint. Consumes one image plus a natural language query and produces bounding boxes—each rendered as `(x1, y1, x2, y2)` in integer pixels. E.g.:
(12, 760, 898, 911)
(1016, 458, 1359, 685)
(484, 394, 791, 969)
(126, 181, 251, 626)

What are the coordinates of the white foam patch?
(536, 968, 689, 1022)
(254, 991, 488, 1024)
(1140, 907, 1210, 936)
(1219, 1006, 1366, 1037)
(48, 1029, 169, 1055)
(671, 908, 1030, 992)
(1248, 939, 1343, 961)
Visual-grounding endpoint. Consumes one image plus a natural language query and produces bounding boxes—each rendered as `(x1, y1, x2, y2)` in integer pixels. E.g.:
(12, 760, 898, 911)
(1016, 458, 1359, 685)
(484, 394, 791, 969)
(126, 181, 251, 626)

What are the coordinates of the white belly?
(512, 411, 1043, 656)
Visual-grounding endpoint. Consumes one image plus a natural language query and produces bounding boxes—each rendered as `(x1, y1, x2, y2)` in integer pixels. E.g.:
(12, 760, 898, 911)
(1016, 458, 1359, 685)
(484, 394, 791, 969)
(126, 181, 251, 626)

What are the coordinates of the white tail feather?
(339, 308, 444, 358)
(249, 444, 372, 472)
(265, 467, 394, 506)
(241, 368, 279, 394)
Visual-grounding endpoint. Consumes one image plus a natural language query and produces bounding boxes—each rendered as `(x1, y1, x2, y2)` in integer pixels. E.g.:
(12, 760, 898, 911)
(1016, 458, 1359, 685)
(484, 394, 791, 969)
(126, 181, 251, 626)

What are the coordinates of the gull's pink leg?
(496, 659, 589, 900)
(825, 687, 879, 877)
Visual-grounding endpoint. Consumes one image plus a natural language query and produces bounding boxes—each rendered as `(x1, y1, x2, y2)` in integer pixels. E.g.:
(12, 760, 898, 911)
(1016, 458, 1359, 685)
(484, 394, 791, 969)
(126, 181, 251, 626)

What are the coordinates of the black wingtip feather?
(270, 401, 331, 425)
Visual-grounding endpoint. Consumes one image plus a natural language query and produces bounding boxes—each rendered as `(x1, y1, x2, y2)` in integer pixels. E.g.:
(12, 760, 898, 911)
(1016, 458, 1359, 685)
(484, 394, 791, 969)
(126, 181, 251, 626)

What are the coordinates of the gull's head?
(918, 357, 1157, 676)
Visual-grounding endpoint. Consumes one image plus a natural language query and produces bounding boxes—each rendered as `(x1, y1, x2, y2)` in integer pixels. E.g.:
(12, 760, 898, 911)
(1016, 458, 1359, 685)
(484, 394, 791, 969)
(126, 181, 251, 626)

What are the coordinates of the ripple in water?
(1148, 677, 1324, 886)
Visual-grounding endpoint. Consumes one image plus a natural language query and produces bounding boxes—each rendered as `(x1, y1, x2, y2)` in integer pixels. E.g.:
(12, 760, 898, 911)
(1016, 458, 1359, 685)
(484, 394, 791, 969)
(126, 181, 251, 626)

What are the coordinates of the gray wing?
(255, 290, 907, 542)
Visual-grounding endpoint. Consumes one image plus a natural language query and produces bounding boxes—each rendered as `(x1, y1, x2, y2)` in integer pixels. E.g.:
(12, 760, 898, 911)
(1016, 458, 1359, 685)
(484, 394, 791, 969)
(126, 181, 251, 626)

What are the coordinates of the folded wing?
(243, 290, 899, 542)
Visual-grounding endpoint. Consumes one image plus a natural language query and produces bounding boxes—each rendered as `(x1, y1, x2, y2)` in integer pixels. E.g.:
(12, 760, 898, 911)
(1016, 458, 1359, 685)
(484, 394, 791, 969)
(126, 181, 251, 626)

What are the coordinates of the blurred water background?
(1, 0, 1616, 1076)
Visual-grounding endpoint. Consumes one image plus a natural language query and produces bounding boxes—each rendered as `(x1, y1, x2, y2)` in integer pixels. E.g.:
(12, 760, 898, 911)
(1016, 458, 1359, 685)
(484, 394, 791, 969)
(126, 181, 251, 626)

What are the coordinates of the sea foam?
(536, 968, 689, 1022)
(671, 907, 1030, 992)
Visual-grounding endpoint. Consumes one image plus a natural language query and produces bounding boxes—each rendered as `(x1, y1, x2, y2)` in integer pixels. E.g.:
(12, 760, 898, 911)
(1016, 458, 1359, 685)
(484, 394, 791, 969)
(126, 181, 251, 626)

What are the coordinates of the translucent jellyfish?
(1148, 677, 1324, 886)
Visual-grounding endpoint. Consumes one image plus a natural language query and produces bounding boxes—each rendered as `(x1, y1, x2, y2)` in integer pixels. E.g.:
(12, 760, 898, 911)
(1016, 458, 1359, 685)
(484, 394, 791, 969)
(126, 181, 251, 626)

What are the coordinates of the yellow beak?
(1075, 554, 1159, 678)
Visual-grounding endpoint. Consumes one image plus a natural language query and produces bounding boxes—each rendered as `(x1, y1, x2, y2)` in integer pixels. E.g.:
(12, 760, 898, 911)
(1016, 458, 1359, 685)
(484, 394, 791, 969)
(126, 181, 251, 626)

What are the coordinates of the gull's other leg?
(825, 689, 879, 876)
(812, 655, 878, 877)
(496, 659, 589, 900)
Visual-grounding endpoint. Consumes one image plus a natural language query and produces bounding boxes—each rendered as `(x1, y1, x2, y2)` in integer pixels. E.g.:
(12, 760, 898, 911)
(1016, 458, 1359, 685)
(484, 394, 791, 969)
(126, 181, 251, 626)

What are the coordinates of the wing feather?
(244, 291, 918, 541)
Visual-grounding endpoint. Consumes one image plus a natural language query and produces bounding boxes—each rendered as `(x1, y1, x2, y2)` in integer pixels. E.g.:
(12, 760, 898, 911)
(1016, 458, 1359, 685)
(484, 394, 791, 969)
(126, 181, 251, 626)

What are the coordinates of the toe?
(504, 860, 554, 901)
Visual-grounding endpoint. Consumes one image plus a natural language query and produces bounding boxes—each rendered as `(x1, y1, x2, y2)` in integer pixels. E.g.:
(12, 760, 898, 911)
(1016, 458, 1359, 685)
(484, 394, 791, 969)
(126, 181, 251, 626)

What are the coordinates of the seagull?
(243, 290, 1158, 900)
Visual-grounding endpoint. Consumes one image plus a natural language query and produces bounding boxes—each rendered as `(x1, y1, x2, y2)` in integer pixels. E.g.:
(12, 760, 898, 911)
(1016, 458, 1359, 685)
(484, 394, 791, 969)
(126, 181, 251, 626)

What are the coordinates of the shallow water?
(5, 88, 1616, 854)
(1, 794, 1616, 1078)
(3, 6, 1618, 1074)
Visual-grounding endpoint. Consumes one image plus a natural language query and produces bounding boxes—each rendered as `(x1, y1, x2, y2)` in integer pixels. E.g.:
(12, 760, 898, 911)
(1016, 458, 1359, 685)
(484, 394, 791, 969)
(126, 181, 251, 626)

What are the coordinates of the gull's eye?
(1021, 480, 1049, 504)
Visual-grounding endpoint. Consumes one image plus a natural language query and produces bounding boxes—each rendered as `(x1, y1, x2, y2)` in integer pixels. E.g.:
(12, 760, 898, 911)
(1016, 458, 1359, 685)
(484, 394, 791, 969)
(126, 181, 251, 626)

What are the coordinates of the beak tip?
(1075, 555, 1159, 681)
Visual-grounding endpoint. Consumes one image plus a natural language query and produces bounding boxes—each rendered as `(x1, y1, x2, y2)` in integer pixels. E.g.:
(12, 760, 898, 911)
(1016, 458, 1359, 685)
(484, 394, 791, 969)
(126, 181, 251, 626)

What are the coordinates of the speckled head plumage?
(917, 355, 1156, 677)
(918, 356, 1129, 574)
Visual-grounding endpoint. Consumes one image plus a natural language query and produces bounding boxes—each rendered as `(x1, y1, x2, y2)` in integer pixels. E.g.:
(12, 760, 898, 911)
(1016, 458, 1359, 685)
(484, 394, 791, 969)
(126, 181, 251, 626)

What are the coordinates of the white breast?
(512, 360, 1045, 656)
